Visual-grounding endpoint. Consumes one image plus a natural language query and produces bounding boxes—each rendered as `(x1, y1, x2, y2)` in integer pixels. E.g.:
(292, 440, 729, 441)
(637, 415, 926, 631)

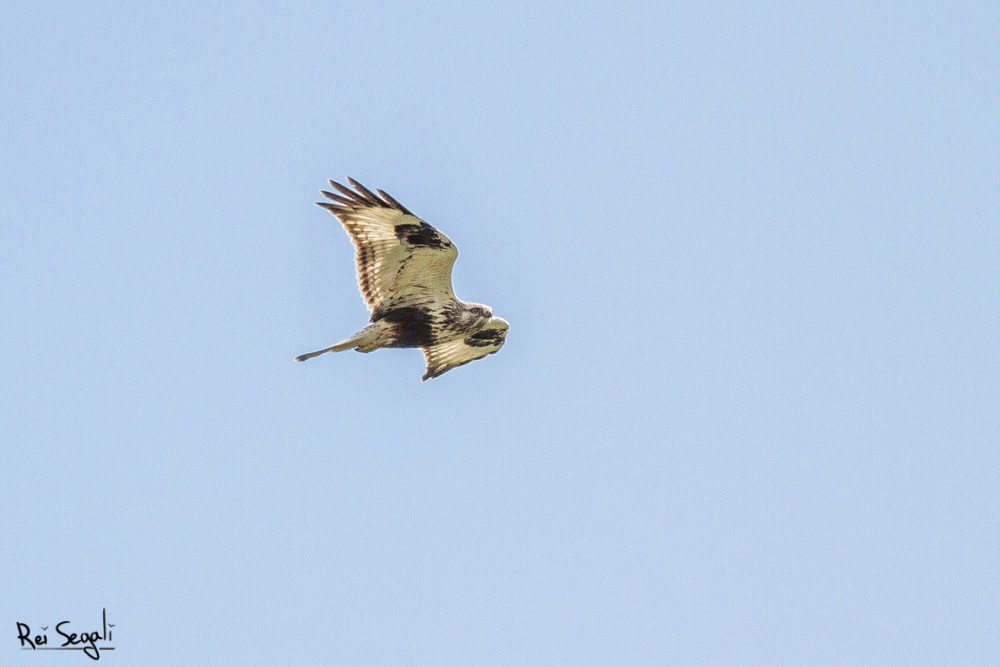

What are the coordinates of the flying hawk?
(296, 178, 509, 381)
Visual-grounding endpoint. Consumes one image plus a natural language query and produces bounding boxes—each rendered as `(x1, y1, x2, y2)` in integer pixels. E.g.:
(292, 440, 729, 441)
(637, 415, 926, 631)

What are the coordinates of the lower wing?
(421, 318, 509, 381)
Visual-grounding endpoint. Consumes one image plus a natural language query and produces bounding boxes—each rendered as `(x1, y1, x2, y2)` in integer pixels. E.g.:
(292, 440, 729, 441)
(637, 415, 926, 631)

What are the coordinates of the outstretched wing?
(316, 178, 459, 317)
(421, 318, 509, 381)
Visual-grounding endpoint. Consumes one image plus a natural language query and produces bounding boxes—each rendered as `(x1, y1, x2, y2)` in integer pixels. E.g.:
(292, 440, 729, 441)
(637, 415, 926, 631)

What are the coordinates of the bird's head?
(469, 304, 493, 320)
(464, 304, 493, 330)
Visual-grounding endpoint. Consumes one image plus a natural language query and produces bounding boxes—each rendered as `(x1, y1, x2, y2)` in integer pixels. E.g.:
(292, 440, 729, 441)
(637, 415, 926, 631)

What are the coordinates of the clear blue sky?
(2, 1, 998, 665)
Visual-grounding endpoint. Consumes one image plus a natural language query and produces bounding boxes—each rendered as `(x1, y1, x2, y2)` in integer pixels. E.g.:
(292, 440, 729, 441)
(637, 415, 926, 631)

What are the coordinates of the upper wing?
(421, 318, 509, 381)
(316, 178, 459, 316)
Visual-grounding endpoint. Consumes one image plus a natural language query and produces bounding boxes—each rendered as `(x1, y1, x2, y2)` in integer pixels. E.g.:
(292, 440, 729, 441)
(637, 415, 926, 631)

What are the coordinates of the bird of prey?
(296, 177, 508, 381)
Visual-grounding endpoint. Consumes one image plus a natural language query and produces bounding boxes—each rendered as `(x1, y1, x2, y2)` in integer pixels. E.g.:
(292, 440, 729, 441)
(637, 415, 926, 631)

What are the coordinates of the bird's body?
(296, 178, 508, 381)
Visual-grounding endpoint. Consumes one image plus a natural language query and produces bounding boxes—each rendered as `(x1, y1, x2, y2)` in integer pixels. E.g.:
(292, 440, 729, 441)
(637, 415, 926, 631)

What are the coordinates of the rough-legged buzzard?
(296, 178, 508, 381)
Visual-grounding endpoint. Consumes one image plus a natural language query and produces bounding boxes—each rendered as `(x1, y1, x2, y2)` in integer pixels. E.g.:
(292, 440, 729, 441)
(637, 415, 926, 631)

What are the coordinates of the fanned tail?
(295, 324, 382, 361)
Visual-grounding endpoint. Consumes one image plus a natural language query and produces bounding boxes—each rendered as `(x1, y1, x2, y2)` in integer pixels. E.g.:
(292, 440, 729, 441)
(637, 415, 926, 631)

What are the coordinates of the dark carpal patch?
(465, 328, 505, 348)
(373, 306, 435, 348)
(394, 222, 450, 249)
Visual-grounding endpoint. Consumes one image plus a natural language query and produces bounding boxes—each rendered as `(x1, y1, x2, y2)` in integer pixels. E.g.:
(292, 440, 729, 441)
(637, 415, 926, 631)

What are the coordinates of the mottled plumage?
(296, 178, 508, 381)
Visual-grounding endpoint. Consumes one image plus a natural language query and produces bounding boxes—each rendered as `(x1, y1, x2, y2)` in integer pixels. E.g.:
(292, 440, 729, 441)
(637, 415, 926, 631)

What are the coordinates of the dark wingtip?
(320, 190, 354, 205)
(321, 177, 412, 214)
(328, 179, 359, 200)
(345, 177, 382, 205)
(377, 188, 413, 215)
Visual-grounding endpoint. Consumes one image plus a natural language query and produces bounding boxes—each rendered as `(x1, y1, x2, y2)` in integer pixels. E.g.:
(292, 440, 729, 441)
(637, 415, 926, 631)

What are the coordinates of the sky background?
(2, 1, 999, 665)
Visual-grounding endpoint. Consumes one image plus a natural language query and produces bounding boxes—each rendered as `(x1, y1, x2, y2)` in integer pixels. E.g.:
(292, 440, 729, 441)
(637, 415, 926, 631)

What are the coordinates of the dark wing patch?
(465, 327, 507, 347)
(394, 222, 449, 249)
(315, 178, 458, 314)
